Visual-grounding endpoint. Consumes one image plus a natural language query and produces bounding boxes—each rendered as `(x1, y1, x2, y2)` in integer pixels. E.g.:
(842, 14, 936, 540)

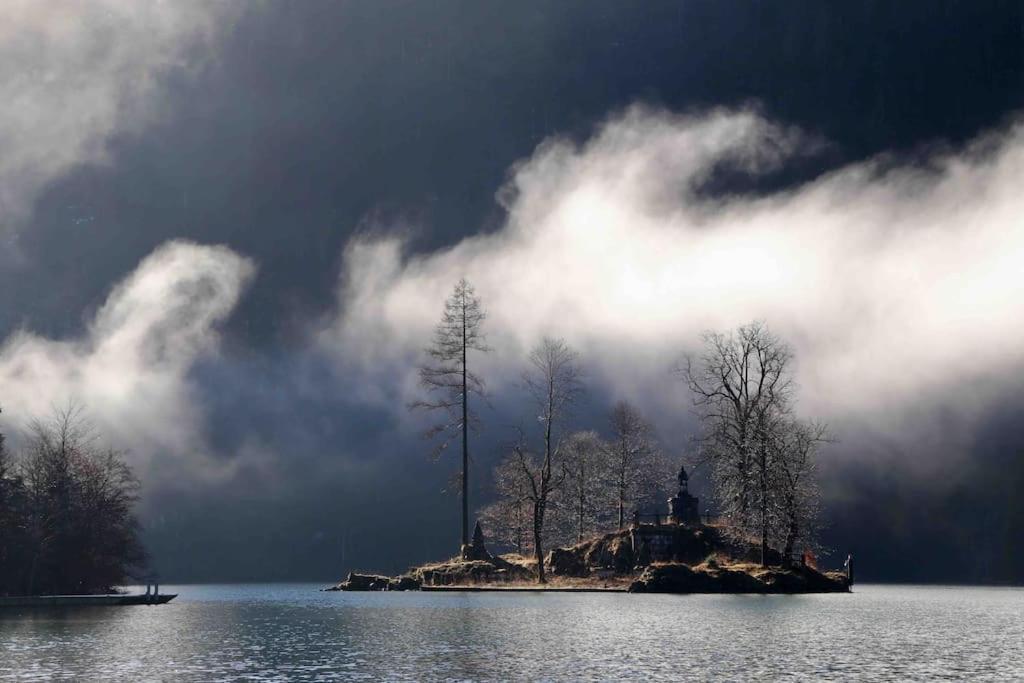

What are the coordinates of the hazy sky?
(1, 1, 1023, 582)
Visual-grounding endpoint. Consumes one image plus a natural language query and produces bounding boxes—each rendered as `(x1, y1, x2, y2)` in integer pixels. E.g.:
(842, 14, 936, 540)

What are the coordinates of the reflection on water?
(1, 584, 1021, 681)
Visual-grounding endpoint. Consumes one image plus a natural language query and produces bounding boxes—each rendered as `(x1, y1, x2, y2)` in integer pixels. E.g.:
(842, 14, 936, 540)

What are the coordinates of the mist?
(327, 106, 1024, 459)
(0, 2, 1021, 583)
(0, 1, 231, 236)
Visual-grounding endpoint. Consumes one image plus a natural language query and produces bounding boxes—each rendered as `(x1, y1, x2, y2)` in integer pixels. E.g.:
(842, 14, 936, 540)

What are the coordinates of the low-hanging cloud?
(0, 241, 255, 481)
(0, 0, 231, 236)
(325, 106, 1024, 451)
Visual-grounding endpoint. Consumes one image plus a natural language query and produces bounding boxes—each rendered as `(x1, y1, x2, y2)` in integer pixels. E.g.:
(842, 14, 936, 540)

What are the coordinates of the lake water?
(1, 583, 1021, 681)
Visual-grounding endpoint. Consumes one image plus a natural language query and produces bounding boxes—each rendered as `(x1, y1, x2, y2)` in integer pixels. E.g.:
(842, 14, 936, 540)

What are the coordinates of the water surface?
(1, 584, 1020, 681)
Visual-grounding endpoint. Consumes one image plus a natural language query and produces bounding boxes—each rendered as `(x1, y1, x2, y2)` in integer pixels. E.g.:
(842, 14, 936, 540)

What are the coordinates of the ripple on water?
(1, 584, 1022, 681)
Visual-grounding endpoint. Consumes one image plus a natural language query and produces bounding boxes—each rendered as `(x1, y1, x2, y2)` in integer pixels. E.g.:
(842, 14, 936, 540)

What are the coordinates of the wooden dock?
(0, 593, 176, 608)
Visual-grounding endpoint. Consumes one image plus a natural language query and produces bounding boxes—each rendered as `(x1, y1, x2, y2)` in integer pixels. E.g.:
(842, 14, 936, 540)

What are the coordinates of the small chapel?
(667, 465, 701, 525)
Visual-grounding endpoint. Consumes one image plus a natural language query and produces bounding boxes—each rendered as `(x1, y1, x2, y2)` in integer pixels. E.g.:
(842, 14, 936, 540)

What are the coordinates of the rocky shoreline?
(628, 560, 849, 594)
(326, 522, 850, 595)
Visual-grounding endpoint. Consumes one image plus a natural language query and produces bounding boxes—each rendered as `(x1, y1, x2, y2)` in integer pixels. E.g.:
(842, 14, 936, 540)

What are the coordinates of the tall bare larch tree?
(412, 278, 488, 551)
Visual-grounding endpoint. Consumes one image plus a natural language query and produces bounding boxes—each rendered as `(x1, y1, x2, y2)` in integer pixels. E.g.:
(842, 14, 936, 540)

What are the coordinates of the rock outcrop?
(461, 521, 494, 562)
(628, 561, 849, 594)
(328, 522, 849, 594)
(327, 572, 422, 591)
(545, 547, 589, 577)
(545, 524, 780, 577)
(545, 530, 637, 576)
(413, 555, 533, 586)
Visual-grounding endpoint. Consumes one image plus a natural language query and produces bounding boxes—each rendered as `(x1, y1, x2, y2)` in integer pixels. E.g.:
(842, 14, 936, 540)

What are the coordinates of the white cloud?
(0, 241, 255, 480)
(324, 105, 1024, 445)
(0, 0, 232, 235)
(2, 104, 1018, 486)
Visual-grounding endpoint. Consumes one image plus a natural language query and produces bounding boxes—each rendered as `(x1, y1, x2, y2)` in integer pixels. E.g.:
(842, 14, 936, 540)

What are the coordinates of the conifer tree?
(413, 279, 488, 550)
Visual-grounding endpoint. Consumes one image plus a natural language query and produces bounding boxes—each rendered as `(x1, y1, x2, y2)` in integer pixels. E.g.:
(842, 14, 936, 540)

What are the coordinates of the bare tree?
(511, 337, 584, 583)
(0, 422, 28, 594)
(560, 430, 609, 544)
(14, 402, 145, 596)
(606, 401, 669, 529)
(412, 279, 488, 551)
(773, 419, 829, 564)
(682, 321, 793, 566)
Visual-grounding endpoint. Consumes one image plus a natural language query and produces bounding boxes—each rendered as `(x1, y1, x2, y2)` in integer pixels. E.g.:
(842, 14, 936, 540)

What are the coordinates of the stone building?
(667, 465, 700, 525)
(627, 465, 703, 566)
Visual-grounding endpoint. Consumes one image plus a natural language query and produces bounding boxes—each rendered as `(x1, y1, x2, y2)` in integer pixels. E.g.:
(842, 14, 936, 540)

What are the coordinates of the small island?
(330, 467, 850, 595)
(329, 289, 851, 596)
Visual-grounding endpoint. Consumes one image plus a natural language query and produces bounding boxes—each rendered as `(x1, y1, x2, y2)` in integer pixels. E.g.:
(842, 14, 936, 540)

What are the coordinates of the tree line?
(415, 280, 827, 580)
(480, 389, 674, 583)
(0, 404, 145, 596)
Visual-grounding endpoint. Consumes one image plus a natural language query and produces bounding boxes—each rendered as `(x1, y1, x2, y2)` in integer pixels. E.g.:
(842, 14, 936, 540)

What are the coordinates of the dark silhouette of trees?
(0, 428, 31, 595)
(412, 278, 488, 552)
(0, 404, 145, 596)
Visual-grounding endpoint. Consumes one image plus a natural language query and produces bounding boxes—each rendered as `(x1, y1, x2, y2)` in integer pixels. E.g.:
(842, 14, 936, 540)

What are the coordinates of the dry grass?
(432, 574, 634, 590)
(409, 523, 823, 590)
(414, 557, 482, 572)
(411, 552, 633, 590)
(497, 553, 536, 569)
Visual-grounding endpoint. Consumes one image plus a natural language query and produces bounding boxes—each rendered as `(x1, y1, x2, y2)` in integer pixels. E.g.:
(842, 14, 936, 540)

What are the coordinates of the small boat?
(0, 592, 176, 608)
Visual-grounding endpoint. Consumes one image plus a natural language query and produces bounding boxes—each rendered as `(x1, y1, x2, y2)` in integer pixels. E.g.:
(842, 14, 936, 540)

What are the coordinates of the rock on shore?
(413, 555, 534, 587)
(326, 572, 421, 591)
(327, 522, 849, 593)
(545, 524, 782, 578)
(327, 555, 534, 591)
(628, 560, 849, 594)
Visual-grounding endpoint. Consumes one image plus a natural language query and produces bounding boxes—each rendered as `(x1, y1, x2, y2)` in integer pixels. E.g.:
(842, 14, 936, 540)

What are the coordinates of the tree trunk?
(535, 380, 553, 584)
(617, 466, 626, 529)
(783, 523, 798, 567)
(783, 503, 799, 567)
(533, 504, 546, 584)
(577, 492, 584, 544)
(758, 436, 770, 568)
(760, 447, 769, 567)
(760, 514, 768, 567)
(461, 305, 469, 550)
(514, 508, 523, 555)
